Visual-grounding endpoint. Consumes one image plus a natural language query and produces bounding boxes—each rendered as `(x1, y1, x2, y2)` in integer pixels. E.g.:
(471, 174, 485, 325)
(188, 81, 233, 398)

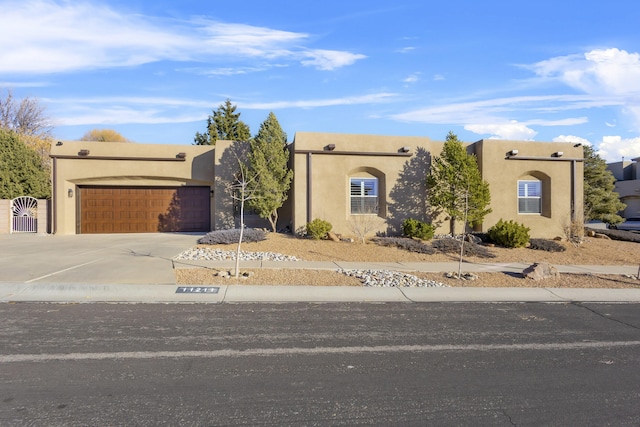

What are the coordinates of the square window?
(350, 178, 378, 214)
(518, 180, 541, 214)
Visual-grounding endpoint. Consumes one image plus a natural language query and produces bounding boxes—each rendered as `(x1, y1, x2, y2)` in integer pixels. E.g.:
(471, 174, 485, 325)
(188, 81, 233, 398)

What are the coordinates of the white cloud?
(529, 48, 640, 130)
(531, 48, 640, 95)
(403, 73, 420, 84)
(242, 93, 398, 109)
(553, 135, 592, 146)
(300, 49, 367, 71)
(397, 46, 416, 53)
(391, 95, 588, 125)
(465, 121, 537, 140)
(0, 0, 365, 74)
(597, 136, 640, 162)
(48, 93, 398, 126)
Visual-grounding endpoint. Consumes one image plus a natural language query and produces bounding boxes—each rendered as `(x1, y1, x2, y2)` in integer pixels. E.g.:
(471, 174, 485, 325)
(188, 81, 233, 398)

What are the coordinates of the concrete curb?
(2, 282, 640, 304)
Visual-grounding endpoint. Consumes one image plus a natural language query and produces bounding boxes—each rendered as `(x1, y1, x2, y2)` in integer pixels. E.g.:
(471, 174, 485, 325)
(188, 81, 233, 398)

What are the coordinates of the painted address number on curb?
(176, 286, 220, 294)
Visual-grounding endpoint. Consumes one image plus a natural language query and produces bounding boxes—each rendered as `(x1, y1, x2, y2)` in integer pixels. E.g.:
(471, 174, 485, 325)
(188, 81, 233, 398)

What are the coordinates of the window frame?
(350, 177, 379, 215)
(518, 179, 542, 214)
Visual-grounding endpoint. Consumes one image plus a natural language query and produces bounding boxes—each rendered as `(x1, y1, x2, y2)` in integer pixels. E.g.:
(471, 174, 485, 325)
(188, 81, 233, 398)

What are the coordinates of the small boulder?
(327, 231, 341, 242)
(522, 262, 559, 281)
(466, 234, 483, 245)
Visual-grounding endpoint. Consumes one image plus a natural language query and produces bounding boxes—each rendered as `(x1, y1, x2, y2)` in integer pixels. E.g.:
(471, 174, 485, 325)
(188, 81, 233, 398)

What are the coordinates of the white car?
(610, 218, 640, 232)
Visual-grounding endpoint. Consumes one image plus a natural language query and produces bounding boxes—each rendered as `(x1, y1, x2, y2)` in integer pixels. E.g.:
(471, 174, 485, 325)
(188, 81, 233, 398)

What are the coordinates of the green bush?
(306, 218, 332, 240)
(401, 218, 435, 240)
(487, 219, 531, 248)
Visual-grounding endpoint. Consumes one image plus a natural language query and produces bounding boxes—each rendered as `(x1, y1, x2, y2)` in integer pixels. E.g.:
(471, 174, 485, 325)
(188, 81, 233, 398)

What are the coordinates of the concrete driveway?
(0, 233, 201, 285)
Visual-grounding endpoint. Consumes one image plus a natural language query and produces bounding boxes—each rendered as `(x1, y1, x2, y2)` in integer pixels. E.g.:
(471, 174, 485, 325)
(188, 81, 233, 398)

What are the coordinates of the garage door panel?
(79, 186, 210, 234)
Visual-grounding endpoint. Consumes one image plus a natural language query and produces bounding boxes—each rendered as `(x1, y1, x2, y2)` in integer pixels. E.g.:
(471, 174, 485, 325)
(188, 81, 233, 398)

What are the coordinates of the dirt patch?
(175, 233, 640, 288)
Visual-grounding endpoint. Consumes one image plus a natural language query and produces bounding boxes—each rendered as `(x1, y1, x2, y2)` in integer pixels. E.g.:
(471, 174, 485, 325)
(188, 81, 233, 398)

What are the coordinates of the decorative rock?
(466, 234, 482, 244)
(522, 262, 559, 281)
(175, 248, 300, 262)
(340, 269, 448, 288)
(327, 231, 341, 242)
(445, 272, 479, 281)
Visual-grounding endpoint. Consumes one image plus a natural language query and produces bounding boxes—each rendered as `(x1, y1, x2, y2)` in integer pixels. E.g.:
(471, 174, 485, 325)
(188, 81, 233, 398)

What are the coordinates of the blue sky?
(1, 0, 639, 162)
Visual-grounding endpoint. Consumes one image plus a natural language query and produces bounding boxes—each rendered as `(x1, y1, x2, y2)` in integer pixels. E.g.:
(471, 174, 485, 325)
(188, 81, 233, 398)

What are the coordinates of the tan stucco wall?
(475, 139, 584, 238)
(291, 132, 584, 239)
(291, 132, 440, 236)
(50, 141, 215, 234)
(0, 200, 9, 234)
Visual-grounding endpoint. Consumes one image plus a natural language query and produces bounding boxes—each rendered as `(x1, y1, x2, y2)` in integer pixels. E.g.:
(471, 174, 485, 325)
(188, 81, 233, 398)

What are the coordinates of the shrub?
(431, 238, 496, 258)
(487, 219, 530, 248)
(401, 218, 435, 240)
(306, 218, 332, 240)
(529, 238, 566, 252)
(373, 237, 435, 254)
(198, 228, 267, 245)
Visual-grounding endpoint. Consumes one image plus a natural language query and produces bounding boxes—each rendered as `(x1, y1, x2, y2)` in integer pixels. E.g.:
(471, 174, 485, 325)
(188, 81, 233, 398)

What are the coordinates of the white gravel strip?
(175, 248, 301, 262)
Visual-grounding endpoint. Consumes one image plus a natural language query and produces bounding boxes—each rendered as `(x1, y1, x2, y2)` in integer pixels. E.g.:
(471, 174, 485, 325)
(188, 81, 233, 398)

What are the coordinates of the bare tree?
(348, 209, 386, 244)
(0, 89, 52, 138)
(227, 154, 261, 279)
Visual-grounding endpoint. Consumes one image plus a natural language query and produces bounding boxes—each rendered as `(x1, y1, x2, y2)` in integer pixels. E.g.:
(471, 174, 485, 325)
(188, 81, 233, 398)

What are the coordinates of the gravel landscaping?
(174, 231, 640, 288)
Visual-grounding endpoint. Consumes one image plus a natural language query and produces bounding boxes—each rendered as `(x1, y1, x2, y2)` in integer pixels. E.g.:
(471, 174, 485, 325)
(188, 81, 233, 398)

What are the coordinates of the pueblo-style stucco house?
(49, 132, 584, 239)
(607, 157, 640, 219)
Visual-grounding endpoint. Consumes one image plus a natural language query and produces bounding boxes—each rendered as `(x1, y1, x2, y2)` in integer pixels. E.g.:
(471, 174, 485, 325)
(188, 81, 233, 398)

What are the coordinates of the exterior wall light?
(56, 141, 63, 146)
(176, 152, 187, 159)
(553, 151, 564, 157)
(399, 146, 411, 153)
(324, 144, 336, 151)
(507, 149, 518, 156)
(78, 149, 90, 156)
(68, 188, 73, 198)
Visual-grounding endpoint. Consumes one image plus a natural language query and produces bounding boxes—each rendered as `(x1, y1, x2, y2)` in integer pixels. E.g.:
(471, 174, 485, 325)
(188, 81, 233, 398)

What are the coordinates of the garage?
(78, 186, 211, 234)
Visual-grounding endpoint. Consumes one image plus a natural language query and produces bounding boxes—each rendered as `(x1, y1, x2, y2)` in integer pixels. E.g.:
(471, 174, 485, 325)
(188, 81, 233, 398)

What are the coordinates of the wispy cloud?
(48, 93, 399, 126)
(390, 47, 640, 145)
(0, 0, 365, 74)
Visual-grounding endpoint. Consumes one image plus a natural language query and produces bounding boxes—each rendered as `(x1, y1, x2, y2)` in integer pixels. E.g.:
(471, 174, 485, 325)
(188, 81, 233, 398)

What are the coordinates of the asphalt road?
(1, 302, 640, 426)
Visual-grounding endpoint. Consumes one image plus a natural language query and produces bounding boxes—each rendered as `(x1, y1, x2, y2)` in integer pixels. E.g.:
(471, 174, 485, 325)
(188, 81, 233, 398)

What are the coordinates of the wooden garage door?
(79, 186, 210, 234)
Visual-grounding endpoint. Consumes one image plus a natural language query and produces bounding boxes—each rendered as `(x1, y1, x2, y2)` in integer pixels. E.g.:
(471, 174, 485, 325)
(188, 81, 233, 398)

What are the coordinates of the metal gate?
(11, 196, 38, 233)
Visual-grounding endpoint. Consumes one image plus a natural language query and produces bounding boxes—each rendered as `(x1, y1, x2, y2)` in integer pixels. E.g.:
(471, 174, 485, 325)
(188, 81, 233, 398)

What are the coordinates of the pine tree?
(427, 131, 491, 235)
(194, 99, 251, 145)
(246, 112, 293, 232)
(583, 145, 625, 225)
(0, 129, 50, 199)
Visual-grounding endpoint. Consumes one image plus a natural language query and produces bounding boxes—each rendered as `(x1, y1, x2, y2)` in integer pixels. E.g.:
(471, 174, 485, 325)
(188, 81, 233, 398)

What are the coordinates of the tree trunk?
(269, 209, 278, 232)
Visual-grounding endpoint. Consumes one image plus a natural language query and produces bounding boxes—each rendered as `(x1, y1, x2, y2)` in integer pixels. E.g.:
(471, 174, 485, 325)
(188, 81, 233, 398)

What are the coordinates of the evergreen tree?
(583, 145, 625, 225)
(246, 112, 293, 232)
(0, 129, 50, 199)
(426, 131, 491, 235)
(194, 99, 251, 145)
